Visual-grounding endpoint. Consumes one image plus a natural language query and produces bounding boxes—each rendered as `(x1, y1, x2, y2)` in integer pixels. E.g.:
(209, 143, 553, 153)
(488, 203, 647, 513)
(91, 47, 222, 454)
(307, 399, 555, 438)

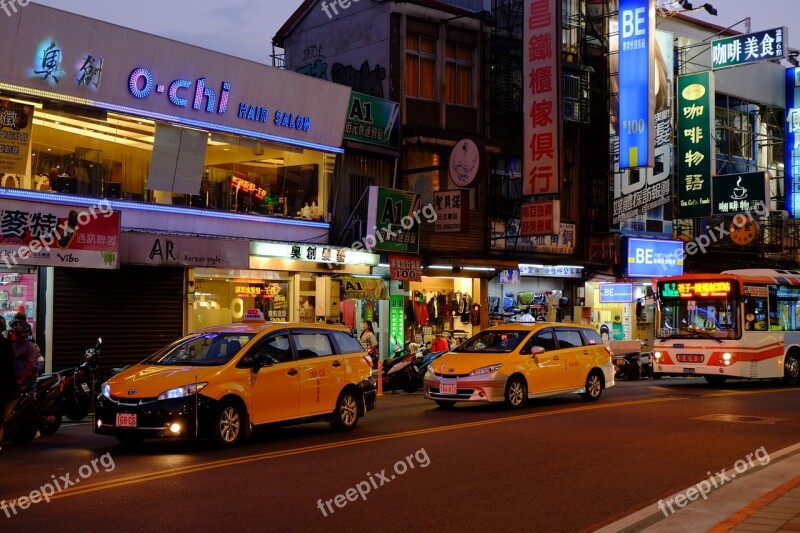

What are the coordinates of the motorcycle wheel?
(403, 373, 418, 393)
(41, 413, 62, 436)
(614, 359, 631, 381)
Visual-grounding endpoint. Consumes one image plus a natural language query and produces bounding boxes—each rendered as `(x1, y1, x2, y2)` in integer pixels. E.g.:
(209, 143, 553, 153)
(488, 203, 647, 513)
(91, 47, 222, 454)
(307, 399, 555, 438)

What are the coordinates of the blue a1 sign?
(626, 238, 683, 277)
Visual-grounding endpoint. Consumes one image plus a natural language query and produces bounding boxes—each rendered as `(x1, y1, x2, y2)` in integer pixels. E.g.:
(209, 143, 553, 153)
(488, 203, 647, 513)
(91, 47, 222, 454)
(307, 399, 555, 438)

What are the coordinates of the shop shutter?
(52, 266, 184, 372)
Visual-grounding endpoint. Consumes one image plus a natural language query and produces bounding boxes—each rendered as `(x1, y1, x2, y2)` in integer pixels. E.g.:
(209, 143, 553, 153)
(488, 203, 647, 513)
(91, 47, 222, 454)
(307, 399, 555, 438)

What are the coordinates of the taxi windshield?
(453, 330, 528, 353)
(144, 332, 255, 366)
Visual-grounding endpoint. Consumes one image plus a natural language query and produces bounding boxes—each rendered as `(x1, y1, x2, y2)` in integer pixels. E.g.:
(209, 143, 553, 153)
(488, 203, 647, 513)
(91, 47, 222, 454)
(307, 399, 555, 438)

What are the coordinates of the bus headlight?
(654, 352, 662, 361)
(722, 352, 732, 365)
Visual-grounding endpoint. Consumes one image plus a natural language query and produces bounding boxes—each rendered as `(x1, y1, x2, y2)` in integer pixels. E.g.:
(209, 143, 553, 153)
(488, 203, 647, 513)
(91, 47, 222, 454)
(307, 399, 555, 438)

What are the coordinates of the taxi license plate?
(440, 382, 457, 395)
(116, 413, 137, 427)
(683, 368, 695, 375)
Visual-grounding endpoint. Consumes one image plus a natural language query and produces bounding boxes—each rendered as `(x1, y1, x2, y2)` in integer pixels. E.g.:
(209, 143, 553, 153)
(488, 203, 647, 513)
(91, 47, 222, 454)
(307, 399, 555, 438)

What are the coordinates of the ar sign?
(618, 0, 654, 169)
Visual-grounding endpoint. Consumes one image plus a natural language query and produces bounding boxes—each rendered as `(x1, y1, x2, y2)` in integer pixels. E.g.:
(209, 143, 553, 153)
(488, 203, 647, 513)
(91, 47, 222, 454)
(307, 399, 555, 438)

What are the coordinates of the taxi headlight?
(101, 381, 111, 399)
(157, 382, 208, 401)
(469, 364, 503, 376)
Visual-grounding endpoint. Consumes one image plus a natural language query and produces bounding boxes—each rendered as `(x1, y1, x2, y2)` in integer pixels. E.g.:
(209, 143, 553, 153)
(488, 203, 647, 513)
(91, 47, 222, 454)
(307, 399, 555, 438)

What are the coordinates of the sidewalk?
(596, 443, 800, 533)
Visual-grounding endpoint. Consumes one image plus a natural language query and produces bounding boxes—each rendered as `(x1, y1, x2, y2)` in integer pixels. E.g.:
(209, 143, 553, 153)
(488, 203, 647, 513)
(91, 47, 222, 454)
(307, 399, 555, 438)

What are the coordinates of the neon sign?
(660, 281, 731, 299)
(128, 67, 231, 114)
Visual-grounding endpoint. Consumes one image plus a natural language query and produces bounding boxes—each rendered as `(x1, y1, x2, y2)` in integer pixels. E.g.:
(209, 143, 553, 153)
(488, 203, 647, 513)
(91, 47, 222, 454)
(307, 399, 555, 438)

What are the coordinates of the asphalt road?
(1, 377, 799, 532)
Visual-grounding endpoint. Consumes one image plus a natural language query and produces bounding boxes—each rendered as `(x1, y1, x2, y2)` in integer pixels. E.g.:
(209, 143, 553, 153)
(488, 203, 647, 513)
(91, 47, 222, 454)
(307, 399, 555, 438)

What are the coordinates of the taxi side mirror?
(529, 346, 545, 358)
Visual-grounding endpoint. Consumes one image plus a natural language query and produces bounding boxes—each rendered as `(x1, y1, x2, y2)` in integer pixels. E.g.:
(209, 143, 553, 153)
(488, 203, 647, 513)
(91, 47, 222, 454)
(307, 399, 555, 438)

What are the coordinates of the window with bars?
(445, 41, 473, 106)
(406, 32, 436, 100)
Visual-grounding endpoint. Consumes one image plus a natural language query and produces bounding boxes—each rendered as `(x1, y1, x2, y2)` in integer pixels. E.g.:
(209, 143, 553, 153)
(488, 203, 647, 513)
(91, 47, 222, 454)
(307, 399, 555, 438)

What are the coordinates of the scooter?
(612, 351, 643, 381)
(3, 373, 65, 445)
(416, 350, 449, 388)
(55, 337, 102, 421)
(381, 348, 419, 394)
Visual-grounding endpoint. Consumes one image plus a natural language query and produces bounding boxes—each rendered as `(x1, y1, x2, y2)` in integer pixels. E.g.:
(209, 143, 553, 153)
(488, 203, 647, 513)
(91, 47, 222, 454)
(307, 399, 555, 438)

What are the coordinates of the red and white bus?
(653, 269, 800, 385)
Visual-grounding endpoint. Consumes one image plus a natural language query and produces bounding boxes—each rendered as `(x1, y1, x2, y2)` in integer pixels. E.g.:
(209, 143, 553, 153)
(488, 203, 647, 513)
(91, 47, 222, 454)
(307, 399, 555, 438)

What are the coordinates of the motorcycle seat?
(37, 374, 61, 390)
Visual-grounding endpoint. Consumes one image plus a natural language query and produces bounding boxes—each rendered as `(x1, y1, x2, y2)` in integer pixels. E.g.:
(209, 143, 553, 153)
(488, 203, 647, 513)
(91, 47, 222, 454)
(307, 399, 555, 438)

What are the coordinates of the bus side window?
(744, 297, 768, 331)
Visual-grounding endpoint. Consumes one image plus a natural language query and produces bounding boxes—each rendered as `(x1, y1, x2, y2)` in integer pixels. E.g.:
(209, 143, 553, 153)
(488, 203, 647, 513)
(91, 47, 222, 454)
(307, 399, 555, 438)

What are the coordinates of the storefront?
(580, 237, 684, 349)
(489, 264, 583, 325)
(0, 4, 357, 371)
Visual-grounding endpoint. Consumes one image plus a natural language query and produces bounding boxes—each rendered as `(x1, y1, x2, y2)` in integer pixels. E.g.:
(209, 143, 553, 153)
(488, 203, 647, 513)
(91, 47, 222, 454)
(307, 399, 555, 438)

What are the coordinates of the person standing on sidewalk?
(0, 322, 17, 449)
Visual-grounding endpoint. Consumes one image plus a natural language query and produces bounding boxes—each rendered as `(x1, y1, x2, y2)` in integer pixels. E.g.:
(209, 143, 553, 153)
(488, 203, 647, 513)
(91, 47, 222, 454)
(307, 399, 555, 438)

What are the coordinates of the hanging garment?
(413, 294, 429, 326)
(339, 299, 356, 328)
(461, 293, 472, 323)
(405, 299, 417, 326)
(443, 293, 453, 320)
(436, 293, 448, 327)
(470, 303, 481, 325)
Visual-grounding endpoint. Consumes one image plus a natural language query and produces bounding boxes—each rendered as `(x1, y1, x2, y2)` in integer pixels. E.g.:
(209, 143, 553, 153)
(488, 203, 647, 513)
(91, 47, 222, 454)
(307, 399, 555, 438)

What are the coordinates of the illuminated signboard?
(626, 238, 683, 278)
(599, 283, 634, 303)
(659, 281, 732, 299)
(787, 67, 800, 218)
(618, 0, 655, 169)
(522, 0, 559, 195)
(711, 171, 769, 215)
(677, 71, 714, 217)
(711, 28, 786, 70)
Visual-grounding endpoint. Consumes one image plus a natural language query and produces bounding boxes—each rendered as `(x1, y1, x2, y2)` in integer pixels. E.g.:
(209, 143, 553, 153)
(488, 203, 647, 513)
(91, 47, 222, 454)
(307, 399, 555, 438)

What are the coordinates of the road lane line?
(5, 388, 797, 504)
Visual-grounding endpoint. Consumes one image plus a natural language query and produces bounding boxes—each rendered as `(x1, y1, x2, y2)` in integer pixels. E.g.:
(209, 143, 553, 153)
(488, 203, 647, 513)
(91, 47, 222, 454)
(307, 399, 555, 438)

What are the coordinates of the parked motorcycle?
(3, 373, 65, 445)
(56, 337, 102, 421)
(381, 349, 419, 394)
(416, 350, 449, 388)
(612, 352, 642, 381)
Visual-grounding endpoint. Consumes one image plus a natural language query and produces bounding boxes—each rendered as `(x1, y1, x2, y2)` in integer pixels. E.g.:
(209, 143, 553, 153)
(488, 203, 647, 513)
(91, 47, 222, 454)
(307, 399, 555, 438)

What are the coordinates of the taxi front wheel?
(331, 390, 360, 431)
(211, 399, 246, 447)
(505, 376, 527, 409)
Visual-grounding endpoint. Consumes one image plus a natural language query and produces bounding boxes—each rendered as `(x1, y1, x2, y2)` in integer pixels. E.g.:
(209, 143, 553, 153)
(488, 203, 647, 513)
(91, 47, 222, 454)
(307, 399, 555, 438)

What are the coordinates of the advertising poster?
(0, 199, 120, 268)
(0, 100, 33, 177)
(366, 187, 421, 253)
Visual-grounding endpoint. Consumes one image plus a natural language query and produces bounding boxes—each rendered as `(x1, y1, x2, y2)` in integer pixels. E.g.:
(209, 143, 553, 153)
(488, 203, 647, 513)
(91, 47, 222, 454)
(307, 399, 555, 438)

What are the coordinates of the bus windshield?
(657, 281, 739, 340)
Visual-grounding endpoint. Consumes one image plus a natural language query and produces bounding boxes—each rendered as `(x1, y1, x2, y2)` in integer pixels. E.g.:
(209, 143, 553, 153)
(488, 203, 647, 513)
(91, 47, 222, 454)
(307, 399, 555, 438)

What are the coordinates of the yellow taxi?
(423, 322, 614, 409)
(96, 310, 376, 447)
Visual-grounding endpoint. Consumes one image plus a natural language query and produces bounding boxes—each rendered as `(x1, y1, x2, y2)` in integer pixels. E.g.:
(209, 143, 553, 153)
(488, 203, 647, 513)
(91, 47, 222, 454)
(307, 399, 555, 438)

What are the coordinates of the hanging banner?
(520, 200, 560, 236)
(0, 100, 33, 177)
(388, 254, 422, 281)
(365, 187, 421, 253)
(522, 0, 560, 195)
(0, 199, 120, 269)
(711, 28, 787, 70)
(434, 189, 469, 233)
(343, 92, 400, 148)
(618, 0, 655, 169)
(677, 71, 714, 217)
(339, 276, 387, 300)
(711, 171, 770, 215)
(389, 294, 405, 354)
(786, 67, 800, 218)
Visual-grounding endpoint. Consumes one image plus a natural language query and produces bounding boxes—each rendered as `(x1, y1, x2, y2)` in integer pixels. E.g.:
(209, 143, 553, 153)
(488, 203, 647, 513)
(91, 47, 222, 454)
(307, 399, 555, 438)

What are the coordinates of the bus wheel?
(784, 354, 800, 386)
(704, 375, 727, 386)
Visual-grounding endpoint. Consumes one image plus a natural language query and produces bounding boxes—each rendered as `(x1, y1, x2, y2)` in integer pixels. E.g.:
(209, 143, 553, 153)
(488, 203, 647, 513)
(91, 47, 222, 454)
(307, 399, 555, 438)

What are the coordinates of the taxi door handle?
(583, 351, 590, 355)
(331, 361, 342, 368)
(552, 355, 560, 361)
(287, 368, 298, 376)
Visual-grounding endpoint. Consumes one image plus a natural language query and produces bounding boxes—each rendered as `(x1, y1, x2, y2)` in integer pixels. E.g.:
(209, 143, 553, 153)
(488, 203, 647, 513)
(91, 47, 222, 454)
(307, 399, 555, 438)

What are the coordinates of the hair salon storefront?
(0, 4, 359, 371)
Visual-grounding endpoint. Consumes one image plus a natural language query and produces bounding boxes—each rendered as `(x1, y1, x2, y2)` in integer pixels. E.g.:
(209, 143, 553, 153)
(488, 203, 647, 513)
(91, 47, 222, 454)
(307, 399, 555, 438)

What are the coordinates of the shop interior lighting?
(377, 263, 390, 268)
(462, 267, 496, 271)
(0, 187, 330, 228)
(427, 265, 453, 270)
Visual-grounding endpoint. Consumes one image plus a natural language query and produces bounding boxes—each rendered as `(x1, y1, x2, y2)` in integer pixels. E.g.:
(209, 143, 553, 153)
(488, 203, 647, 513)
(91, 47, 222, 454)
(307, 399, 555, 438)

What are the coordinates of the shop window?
(10, 97, 331, 221)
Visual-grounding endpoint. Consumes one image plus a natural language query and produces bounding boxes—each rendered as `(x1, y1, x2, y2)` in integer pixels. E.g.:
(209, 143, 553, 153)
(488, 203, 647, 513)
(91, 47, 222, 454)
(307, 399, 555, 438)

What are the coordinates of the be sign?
(618, 0, 655, 169)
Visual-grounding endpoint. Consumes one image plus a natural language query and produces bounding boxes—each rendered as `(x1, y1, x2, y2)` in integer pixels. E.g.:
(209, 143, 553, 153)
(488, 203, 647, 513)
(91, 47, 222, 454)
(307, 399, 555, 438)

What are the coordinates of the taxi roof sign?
(243, 308, 266, 322)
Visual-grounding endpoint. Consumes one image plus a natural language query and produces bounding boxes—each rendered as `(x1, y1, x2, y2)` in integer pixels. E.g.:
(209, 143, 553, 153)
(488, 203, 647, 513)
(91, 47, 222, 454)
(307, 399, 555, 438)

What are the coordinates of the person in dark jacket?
(0, 323, 17, 448)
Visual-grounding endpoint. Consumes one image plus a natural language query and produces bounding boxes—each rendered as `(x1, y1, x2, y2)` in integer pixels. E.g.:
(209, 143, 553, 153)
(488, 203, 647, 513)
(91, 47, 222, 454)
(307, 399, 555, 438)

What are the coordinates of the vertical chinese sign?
(618, 0, 655, 169)
(0, 100, 33, 177)
(787, 67, 800, 218)
(523, 0, 560, 196)
(677, 71, 715, 217)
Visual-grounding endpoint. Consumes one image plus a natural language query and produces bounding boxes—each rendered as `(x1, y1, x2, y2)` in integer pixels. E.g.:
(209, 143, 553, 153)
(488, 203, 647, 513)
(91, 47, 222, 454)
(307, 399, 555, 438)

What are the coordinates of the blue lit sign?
(599, 283, 633, 303)
(787, 67, 800, 218)
(618, 0, 654, 169)
(626, 237, 683, 278)
(128, 68, 230, 114)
